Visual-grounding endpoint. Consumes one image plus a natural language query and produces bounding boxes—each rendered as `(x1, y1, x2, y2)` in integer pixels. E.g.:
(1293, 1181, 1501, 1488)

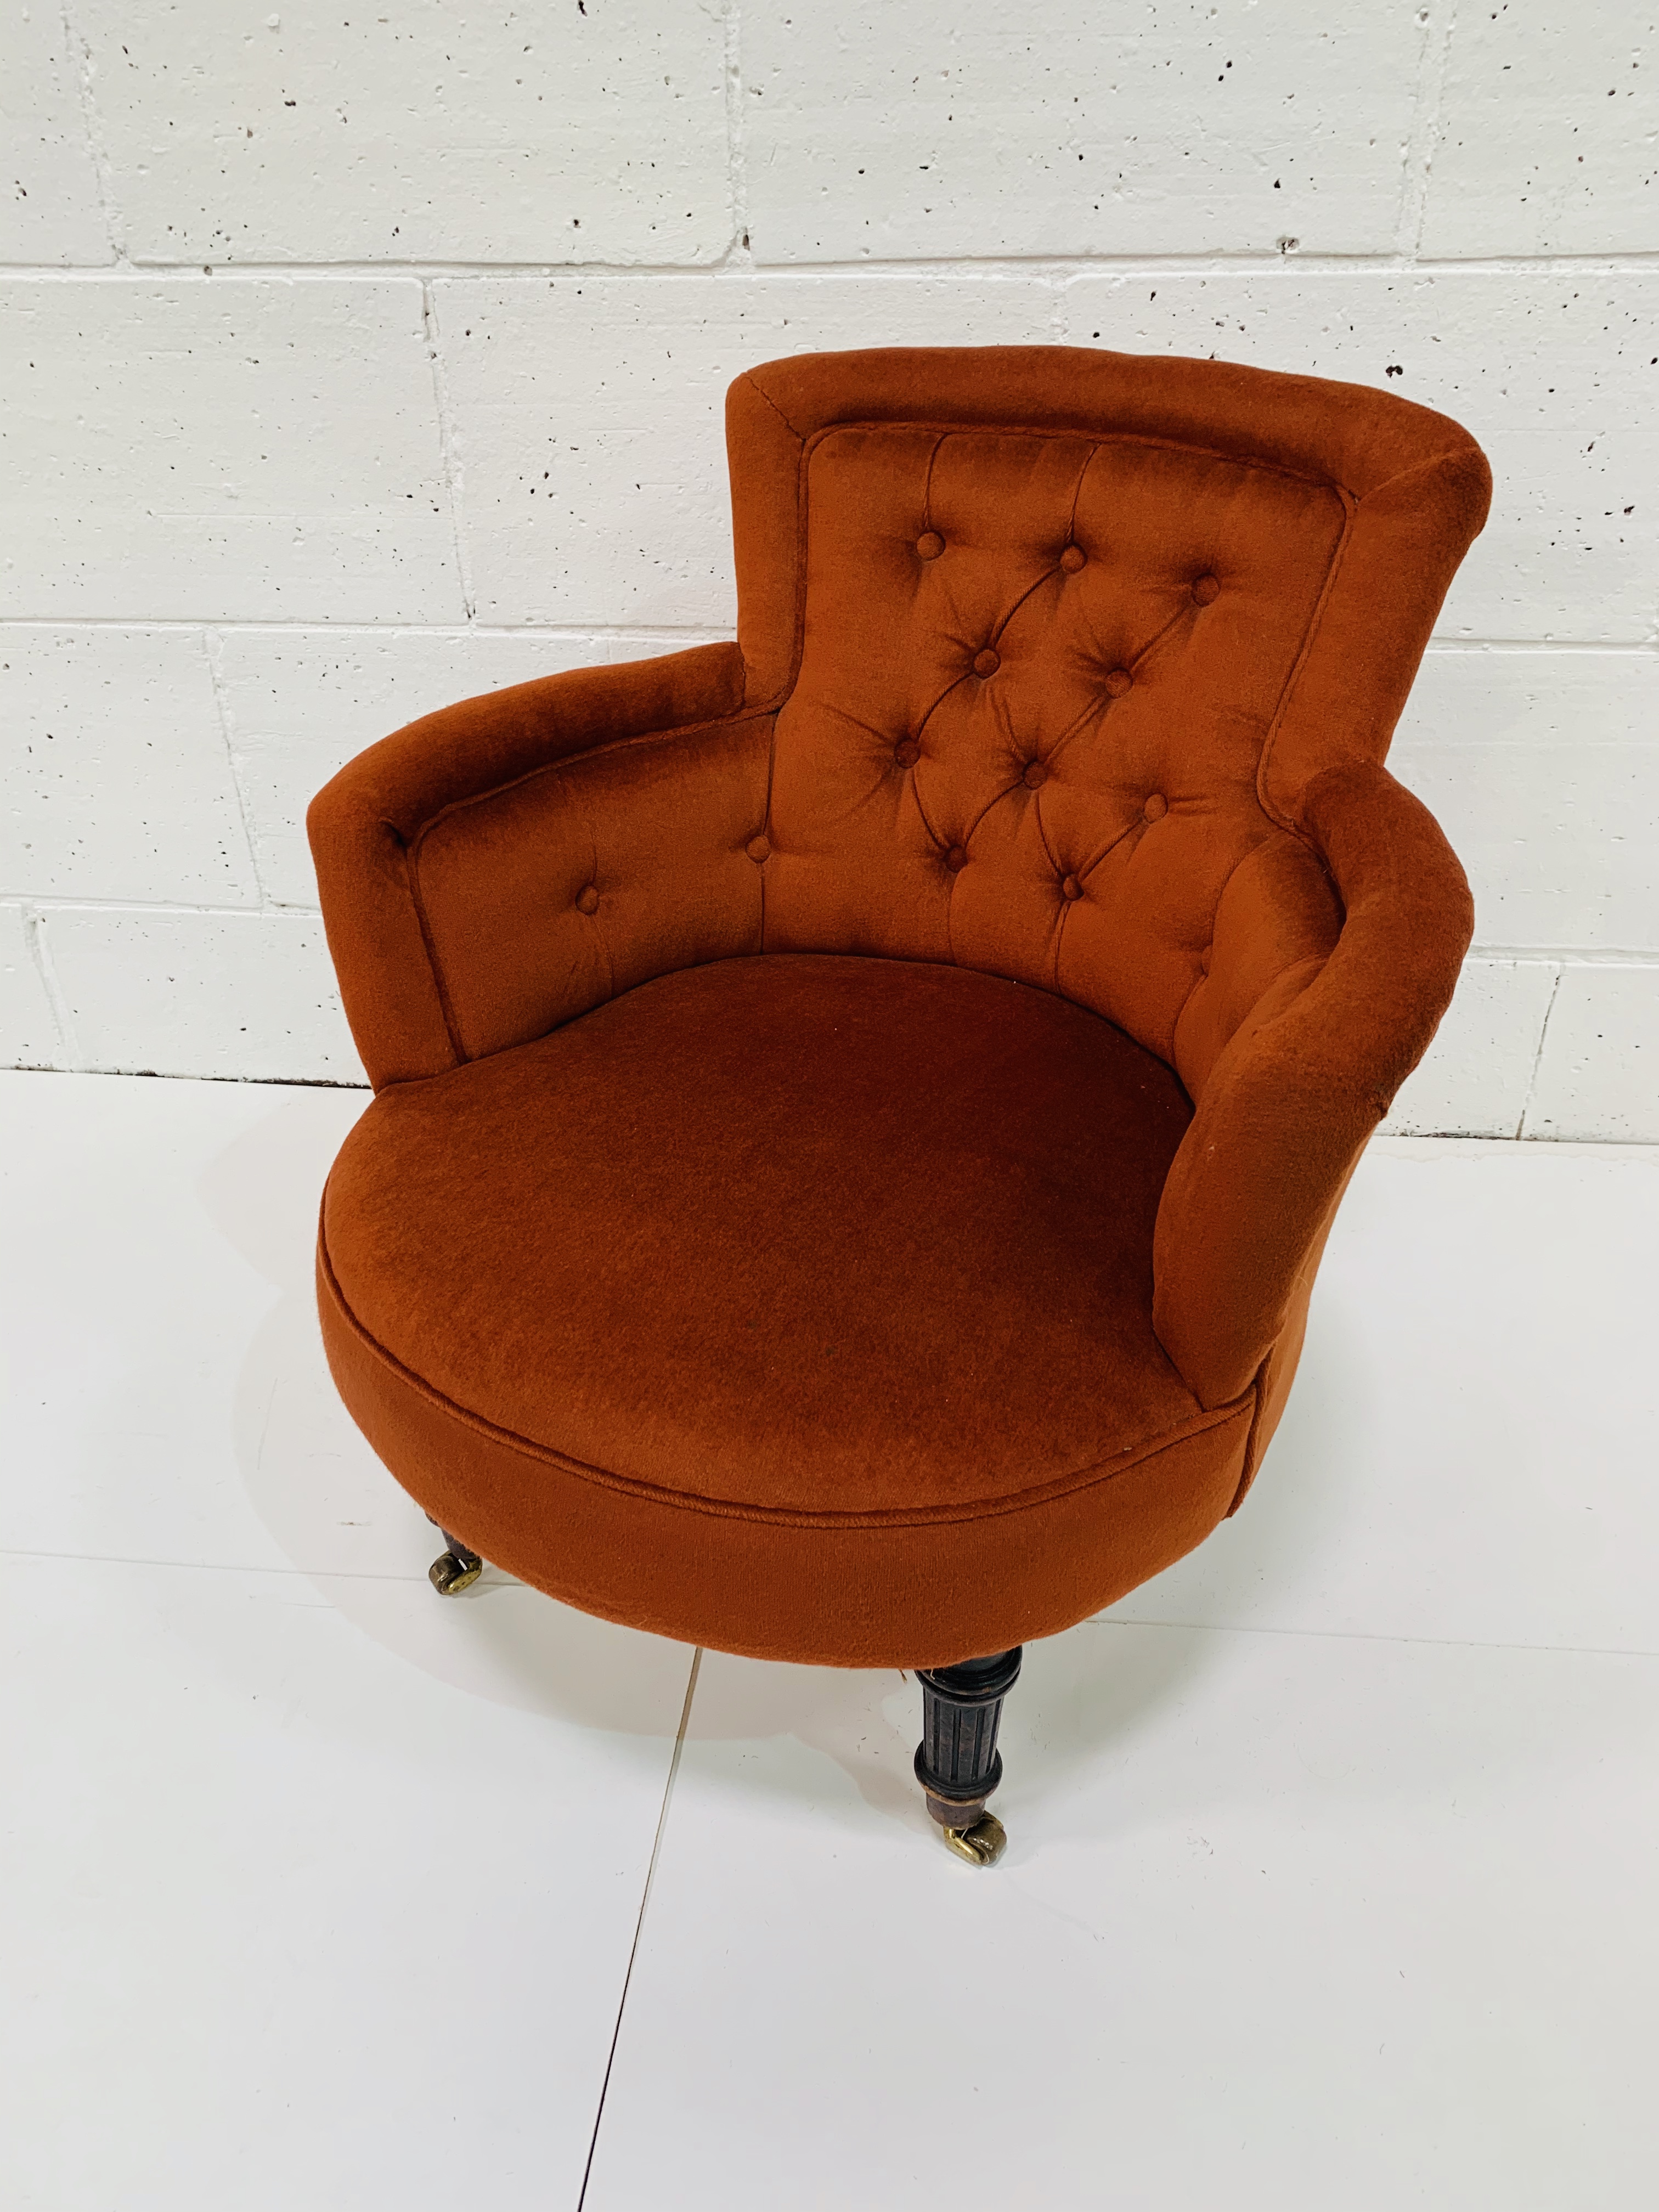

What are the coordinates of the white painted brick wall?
(0, 902, 58, 1065)
(741, 4, 1425, 260)
(2, 276, 461, 619)
(2, 1, 1654, 1141)
(5, 626, 256, 904)
(38, 905, 360, 1082)
(2, 3, 110, 264)
(1419, 8, 1657, 256)
(73, 1, 734, 266)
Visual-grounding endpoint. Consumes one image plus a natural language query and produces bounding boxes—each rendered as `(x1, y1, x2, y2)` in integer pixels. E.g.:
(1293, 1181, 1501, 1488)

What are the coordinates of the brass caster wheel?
(941, 1813, 1007, 1867)
(428, 1548, 482, 1595)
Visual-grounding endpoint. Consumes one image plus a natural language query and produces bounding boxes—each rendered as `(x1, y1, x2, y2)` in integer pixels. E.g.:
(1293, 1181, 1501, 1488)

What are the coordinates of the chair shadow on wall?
(202, 1088, 1363, 1848)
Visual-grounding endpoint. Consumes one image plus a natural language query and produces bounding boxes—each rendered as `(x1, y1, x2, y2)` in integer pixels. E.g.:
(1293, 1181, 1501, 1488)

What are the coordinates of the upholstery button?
(576, 885, 600, 916)
(916, 531, 945, 560)
(1192, 573, 1221, 606)
(1060, 544, 1087, 574)
(1142, 793, 1167, 822)
(894, 738, 921, 768)
(1104, 667, 1133, 698)
(746, 835, 771, 864)
(1061, 874, 1083, 902)
(973, 647, 1001, 678)
(1022, 760, 1047, 789)
(944, 844, 968, 872)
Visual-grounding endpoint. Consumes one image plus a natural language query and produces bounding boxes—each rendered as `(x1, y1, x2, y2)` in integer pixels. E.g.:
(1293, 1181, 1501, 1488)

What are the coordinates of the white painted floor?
(3, 1069, 1657, 2210)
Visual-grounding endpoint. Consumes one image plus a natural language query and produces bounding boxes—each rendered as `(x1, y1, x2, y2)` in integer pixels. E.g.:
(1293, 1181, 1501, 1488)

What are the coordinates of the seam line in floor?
(577, 1644, 703, 2212)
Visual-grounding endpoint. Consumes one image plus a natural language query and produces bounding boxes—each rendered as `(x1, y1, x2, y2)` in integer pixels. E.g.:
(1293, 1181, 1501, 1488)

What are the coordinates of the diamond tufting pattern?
(765, 425, 1351, 1083)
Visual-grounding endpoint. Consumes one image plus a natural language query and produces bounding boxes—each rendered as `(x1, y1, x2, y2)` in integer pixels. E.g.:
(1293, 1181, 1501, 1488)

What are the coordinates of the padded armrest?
(308, 642, 750, 1087)
(1153, 760, 1475, 1409)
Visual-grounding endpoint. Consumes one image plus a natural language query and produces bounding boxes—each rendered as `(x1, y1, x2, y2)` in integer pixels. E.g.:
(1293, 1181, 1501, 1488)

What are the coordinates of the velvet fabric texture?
(311, 346, 1486, 1668)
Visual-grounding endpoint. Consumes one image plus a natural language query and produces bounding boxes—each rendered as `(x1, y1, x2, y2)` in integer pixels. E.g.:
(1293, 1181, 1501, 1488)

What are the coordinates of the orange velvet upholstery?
(311, 346, 1486, 1668)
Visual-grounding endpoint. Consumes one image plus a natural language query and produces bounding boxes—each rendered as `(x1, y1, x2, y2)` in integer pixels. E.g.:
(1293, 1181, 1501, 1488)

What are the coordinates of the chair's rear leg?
(914, 1647, 1022, 1865)
(427, 1520, 483, 1595)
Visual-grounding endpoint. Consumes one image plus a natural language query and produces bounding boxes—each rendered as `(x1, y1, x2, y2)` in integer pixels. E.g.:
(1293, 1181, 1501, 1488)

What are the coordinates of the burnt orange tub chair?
(310, 346, 1486, 1863)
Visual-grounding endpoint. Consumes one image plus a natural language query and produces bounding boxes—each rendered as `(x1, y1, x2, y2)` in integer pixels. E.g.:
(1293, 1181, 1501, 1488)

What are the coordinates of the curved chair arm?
(1153, 760, 1475, 1411)
(308, 641, 757, 1087)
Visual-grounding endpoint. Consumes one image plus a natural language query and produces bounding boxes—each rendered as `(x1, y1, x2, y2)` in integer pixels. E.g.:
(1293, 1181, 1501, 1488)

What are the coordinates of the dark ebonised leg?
(427, 1522, 483, 1595)
(914, 1647, 1022, 1865)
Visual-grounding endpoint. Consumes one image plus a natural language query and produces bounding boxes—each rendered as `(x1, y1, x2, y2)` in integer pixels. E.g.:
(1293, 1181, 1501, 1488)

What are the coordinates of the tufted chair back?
(734, 350, 1488, 1102)
(764, 422, 1345, 1097)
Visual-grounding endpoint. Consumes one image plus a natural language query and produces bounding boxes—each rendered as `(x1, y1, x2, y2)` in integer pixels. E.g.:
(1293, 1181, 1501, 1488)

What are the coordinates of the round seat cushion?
(318, 955, 1256, 1666)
